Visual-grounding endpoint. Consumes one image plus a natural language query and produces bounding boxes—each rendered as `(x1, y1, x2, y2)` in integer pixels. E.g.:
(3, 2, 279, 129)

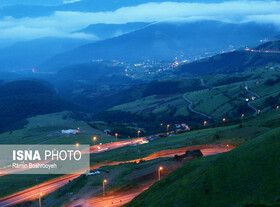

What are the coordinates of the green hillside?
(0, 80, 79, 133)
(96, 68, 280, 132)
(256, 40, 280, 50)
(126, 126, 280, 207)
(179, 40, 280, 75)
(94, 78, 206, 134)
(182, 68, 280, 120)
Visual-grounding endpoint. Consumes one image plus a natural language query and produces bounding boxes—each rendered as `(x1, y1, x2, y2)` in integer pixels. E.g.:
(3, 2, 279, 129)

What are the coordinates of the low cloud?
(63, 0, 82, 4)
(0, 1, 279, 46)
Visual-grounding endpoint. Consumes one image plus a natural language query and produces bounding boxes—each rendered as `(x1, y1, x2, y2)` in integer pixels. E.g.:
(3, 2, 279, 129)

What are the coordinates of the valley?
(0, 2, 280, 205)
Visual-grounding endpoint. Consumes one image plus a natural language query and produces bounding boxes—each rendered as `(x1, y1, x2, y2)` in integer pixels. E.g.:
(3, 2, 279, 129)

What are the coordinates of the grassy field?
(247, 78, 280, 112)
(126, 126, 280, 207)
(38, 157, 172, 207)
(109, 94, 189, 117)
(90, 110, 280, 165)
(103, 68, 280, 124)
(1, 108, 280, 201)
(0, 112, 121, 197)
(0, 111, 116, 145)
(185, 68, 280, 120)
(27, 110, 280, 207)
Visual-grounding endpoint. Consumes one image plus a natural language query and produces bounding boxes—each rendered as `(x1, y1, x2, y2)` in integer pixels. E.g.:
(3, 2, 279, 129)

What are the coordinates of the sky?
(0, 0, 279, 47)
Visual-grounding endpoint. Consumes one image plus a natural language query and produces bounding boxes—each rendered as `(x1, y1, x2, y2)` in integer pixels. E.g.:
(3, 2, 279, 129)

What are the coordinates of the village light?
(204, 121, 207, 126)
(158, 166, 163, 181)
(241, 114, 245, 119)
(223, 118, 226, 122)
(75, 143, 80, 148)
(115, 133, 118, 141)
(138, 130, 141, 138)
(258, 109, 261, 115)
(277, 106, 279, 110)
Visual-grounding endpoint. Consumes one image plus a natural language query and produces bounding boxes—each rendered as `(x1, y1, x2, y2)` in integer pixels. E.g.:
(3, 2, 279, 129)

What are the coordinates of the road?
(182, 78, 213, 120)
(0, 144, 234, 206)
(0, 137, 143, 206)
(199, 78, 212, 89)
(0, 138, 143, 176)
(183, 93, 213, 120)
(89, 138, 143, 154)
(69, 183, 152, 207)
(244, 48, 280, 54)
(245, 82, 261, 116)
(67, 145, 234, 207)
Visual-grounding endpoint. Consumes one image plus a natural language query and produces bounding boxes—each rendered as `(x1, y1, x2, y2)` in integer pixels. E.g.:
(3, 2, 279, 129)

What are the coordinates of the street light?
(103, 179, 107, 197)
(39, 193, 43, 207)
(204, 121, 207, 127)
(138, 130, 141, 138)
(158, 166, 163, 181)
(222, 118, 226, 122)
(258, 109, 261, 115)
(115, 133, 118, 142)
(167, 125, 170, 133)
(277, 106, 279, 110)
(93, 136, 97, 145)
(241, 114, 245, 119)
(75, 143, 80, 148)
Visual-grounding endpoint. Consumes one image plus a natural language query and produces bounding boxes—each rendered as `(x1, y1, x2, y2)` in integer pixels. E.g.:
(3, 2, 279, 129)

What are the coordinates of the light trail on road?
(67, 145, 234, 207)
(0, 143, 235, 207)
(245, 81, 261, 116)
(244, 48, 280, 54)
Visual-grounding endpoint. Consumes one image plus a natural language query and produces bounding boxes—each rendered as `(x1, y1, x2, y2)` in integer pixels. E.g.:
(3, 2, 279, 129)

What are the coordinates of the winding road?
(182, 78, 213, 120)
(183, 93, 213, 120)
(245, 82, 261, 116)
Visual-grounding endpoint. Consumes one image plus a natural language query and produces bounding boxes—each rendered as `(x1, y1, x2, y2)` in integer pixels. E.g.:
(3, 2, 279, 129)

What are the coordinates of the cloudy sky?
(0, 0, 279, 47)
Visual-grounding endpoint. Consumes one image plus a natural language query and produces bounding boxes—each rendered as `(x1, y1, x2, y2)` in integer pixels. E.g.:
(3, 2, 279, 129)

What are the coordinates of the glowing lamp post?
(167, 125, 170, 134)
(277, 106, 279, 110)
(258, 110, 261, 115)
(93, 136, 97, 145)
(241, 114, 245, 119)
(204, 121, 207, 127)
(158, 166, 163, 181)
(39, 193, 43, 207)
(75, 143, 80, 148)
(138, 130, 141, 138)
(103, 179, 107, 197)
(115, 133, 118, 142)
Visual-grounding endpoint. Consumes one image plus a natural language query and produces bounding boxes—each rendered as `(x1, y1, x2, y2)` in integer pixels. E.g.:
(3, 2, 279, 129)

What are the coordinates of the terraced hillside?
(98, 68, 280, 130)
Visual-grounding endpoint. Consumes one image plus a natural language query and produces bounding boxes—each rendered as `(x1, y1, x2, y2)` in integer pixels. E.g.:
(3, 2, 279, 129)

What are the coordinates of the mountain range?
(38, 21, 278, 72)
